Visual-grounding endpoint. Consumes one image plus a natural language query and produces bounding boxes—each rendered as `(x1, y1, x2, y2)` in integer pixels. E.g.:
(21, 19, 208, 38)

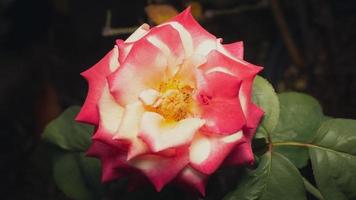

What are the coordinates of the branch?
(204, 0, 268, 18)
(269, 0, 305, 68)
(102, 10, 139, 37)
(102, 1, 268, 37)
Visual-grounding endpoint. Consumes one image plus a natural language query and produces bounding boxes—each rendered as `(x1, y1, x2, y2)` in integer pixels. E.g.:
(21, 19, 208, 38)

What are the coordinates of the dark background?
(0, 0, 355, 199)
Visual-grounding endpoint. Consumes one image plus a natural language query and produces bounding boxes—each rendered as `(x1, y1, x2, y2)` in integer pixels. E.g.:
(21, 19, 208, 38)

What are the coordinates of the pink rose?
(77, 8, 264, 195)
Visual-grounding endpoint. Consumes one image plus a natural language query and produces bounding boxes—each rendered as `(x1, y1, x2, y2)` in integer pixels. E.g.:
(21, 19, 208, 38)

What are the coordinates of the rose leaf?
(252, 76, 280, 139)
(42, 106, 93, 152)
(309, 119, 356, 200)
(51, 150, 103, 200)
(223, 152, 306, 200)
(272, 92, 324, 168)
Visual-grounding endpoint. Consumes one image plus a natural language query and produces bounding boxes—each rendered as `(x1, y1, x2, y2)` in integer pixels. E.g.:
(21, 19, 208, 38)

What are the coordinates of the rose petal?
(138, 89, 160, 106)
(108, 38, 168, 105)
(175, 54, 207, 85)
(146, 24, 185, 76)
(115, 24, 150, 66)
(139, 112, 205, 152)
(199, 99, 246, 134)
(164, 7, 216, 57)
(86, 140, 127, 182)
(76, 46, 120, 124)
(189, 131, 245, 174)
(113, 102, 149, 160)
(129, 148, 189, 191)
(195, 69, 246, 134)
(200, 50, 260, 80)
(201, 70, 242, 99)
(92, 129, 127, 150)
(125, 23, 150, 43)
(194, 39, 218, 57)
(115, 39, 133, 64)
(246, 104, 264, 135)
(97, 84, 124, 134)
(176, 166, 207, 196)
(221, 41, 244, 59)
(224, 141, 255, 166)
(239, 77, 265, 129)
(198, 51, 263, 131)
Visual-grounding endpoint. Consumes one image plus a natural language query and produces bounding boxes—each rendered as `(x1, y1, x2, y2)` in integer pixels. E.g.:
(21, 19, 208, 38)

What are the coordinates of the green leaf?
(224, 152, 306, 200)
(42, 106, 93, 151)
(273, 146, 308, 169)
(273, 92, 324, 142)
(309, 119, 356, 200)
(252, 76, 280, 138)
(79, 154, 104, 198)
(52, 150, 103, 200)
(272, 92, 324, 168)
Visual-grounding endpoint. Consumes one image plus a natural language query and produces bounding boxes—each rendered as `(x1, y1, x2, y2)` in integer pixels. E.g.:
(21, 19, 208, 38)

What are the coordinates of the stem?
(273, 141, 311, 148)
(303, 177, 325, 200)
(205, 0, 268, 18)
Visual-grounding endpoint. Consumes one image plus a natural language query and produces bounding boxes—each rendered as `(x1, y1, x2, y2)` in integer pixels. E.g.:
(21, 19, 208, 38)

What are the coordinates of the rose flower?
(76, 8, 264, 195)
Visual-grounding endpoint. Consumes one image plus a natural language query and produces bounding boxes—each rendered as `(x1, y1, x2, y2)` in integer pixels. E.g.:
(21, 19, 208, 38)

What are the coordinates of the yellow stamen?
(150, 78, 193, 121)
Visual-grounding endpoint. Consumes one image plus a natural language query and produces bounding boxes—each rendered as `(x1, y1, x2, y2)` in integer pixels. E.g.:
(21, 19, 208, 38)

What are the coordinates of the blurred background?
(0, 0, 355, 199)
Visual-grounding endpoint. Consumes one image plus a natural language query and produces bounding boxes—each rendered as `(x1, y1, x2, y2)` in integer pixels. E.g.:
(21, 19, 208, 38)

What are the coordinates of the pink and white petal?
(90, 82, 126, 151)
(217, 40, 263, 75)
(176, 54, 206, 86)
(113, 102, 149, 160)
(176, 166, 207, 196)
(86, 139, 128, 182)
(194, 38, 217, 56)
(113, 102, 144, 140)
(198, 98, 245, 135)
(245, 104, 264, 137)
(199, 50, 260, 81)
(145, 24, 185, 75)
(170, 8, 216, 52)
(129, 148, 189, 191)
(115, 24, 150, 66)
(199, 70, 242, 99)
(189, 131, 245, 175)
(224, 125, 260, 167)
(125, 23, 150, 43)
(198, 53, 263, 132)
(163, 7, 216, 57)
(221, 41, 244, 59)
(92, 128, 128, 151)
(159, 21, 193, 58)
(97, 83, 124, 135)
(138, 89, 160, 106)
(76, 46, 120, 124)
(224, 141, 255, 167)
(239, 79, 251, 124)
(108, 38, 168, 105)
(195, 69, 246, 134)
(139, 112, 205, 152)
(239, 77, 264, 129)
(116, 39, 133, 64)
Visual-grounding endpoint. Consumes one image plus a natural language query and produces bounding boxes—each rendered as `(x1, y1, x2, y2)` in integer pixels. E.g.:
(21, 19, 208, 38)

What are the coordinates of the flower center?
(155, 78, 193, 121)
(139, 78, 195, 121)
(138, 78, 193, 121)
